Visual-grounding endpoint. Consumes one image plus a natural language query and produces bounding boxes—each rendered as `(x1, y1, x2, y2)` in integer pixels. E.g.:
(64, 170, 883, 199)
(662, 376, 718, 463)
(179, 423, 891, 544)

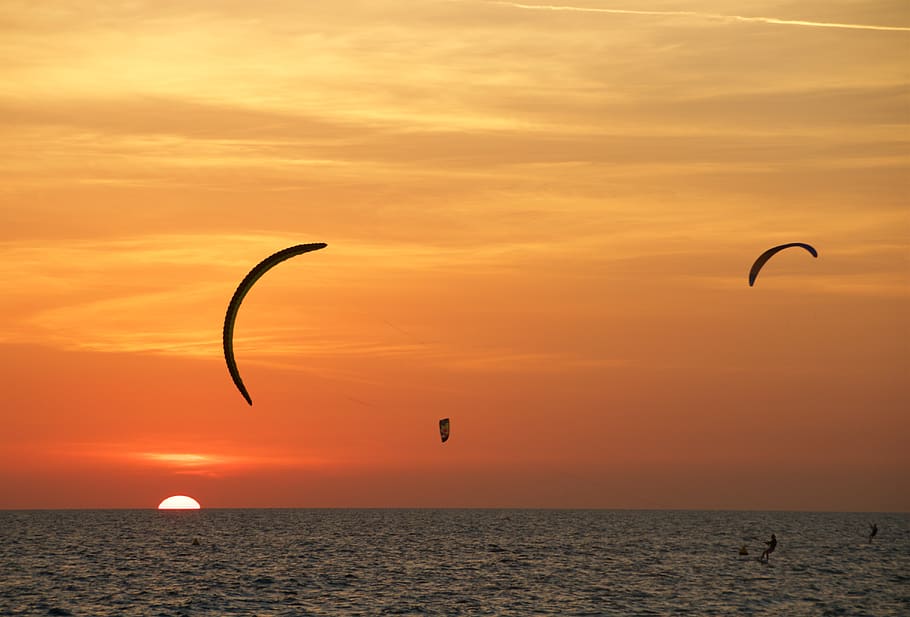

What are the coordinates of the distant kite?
(223, 243, 327, 405)
(439, 418, 451, 443)
(748, 243, 817, 286)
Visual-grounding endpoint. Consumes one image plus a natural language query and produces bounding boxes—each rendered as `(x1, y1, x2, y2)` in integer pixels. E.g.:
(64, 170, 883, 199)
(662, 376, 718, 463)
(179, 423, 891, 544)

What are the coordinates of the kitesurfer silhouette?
(760, 533, 777, 562)
(869, 523, 878, 543)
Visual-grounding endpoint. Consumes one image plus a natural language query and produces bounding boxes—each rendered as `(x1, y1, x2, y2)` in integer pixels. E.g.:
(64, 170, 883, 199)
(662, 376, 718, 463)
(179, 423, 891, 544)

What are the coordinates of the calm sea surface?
(1, 509, 907, 616)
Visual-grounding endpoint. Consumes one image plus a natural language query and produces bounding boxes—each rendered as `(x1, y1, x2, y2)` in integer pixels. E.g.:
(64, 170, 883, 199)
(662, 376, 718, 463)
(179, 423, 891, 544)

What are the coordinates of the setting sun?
(157, 495, 201, 510)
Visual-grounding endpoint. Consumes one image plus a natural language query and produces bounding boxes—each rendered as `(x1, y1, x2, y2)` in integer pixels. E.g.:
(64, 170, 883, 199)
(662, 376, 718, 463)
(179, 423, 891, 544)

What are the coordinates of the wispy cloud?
(492, 2, 910, 32)
(7, 440, 342, 474)
(0, 232, 593, 366)
(131, 450, 331, 475)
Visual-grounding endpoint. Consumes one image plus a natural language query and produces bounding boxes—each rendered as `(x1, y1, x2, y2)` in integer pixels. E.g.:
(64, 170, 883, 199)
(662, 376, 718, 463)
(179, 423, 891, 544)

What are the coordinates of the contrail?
(492, 2, 910, 32)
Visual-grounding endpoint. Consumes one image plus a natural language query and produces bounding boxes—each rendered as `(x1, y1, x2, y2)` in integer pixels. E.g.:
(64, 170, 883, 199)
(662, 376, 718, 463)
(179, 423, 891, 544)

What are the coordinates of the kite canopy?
(748, 243, 817, 286)
(223, 243, 327, 405)
(439, 418, 450, 443)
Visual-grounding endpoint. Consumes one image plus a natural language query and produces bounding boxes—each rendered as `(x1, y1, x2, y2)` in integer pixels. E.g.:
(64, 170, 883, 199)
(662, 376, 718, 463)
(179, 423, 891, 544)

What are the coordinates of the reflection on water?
(1, 509, 907, 615)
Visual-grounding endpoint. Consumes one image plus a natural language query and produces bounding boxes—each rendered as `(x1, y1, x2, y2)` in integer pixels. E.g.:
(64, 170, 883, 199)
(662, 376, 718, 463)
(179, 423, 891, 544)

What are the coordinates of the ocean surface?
(1, 509, 907, 616)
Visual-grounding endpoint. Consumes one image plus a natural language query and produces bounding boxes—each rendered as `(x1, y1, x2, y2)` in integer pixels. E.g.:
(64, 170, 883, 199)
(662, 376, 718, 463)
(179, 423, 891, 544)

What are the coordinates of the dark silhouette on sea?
(760, 533, 777, 562)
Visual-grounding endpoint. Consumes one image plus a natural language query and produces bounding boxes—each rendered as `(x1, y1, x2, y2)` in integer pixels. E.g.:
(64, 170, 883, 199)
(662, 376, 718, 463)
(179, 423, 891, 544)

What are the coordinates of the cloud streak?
(493, 2, 910, 32)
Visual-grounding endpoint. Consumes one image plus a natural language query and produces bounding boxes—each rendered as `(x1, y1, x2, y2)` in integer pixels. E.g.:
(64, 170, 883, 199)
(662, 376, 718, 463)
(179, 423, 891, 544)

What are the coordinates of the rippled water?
(1, 509, 907, 616)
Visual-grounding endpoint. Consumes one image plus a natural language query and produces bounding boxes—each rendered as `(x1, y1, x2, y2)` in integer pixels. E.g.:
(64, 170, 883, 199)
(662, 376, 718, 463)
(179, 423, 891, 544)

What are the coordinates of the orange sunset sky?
(1, 1, 907, 510)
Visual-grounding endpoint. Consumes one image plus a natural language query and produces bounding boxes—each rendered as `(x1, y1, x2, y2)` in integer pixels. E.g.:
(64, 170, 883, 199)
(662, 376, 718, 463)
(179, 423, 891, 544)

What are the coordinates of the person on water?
(760, 533, 777, 562)
(869, 523, 878, 543)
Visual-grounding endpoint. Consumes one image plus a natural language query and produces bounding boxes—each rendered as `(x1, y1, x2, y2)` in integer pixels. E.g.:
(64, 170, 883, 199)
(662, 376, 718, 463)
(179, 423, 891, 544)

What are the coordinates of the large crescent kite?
(748, 243, 817, 286)
(223, 243, 327, 405)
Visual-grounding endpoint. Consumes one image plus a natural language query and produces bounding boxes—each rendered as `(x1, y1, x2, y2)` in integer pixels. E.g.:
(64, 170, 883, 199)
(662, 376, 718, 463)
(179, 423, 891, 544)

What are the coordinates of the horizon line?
(2, 506, 905, 513)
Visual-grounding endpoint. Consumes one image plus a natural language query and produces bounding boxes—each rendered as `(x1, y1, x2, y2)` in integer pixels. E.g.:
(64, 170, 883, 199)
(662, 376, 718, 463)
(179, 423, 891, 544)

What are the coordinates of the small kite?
(749, 243, 818, 286)
(439, 418, 450, 443)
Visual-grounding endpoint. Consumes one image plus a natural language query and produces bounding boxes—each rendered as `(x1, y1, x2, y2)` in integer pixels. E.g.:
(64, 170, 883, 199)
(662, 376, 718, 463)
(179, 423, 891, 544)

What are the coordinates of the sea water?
(1, 509, 907, 616)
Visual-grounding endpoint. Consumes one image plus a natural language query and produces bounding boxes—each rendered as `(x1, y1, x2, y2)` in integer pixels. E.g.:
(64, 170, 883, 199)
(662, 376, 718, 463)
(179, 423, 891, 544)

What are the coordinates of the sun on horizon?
(158, 495, 201, 510)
